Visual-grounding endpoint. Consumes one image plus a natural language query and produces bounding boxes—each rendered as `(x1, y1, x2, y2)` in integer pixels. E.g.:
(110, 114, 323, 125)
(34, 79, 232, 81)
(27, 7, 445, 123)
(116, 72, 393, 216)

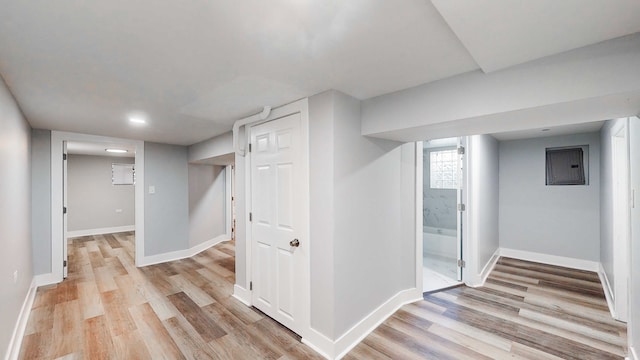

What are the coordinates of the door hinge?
(63, 153, 67, 160)
(249, 212, 252, 221)
(249, 281, 253, 291)
(248, 143, 252, 153)
(457, 146, 465, 155)
(63, 260, 67, 267)
(63, 206, 67, 214)
(457, 203, 465, 211)
(457, 259, 465, 268)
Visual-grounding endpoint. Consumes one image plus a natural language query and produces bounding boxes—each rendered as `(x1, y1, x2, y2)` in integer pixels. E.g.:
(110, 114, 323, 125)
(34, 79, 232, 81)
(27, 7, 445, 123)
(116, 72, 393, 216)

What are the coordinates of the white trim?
(301, 289, 422, 360)
(66, 225, 135, 238)
(232, 284, 252, 306)
(225, 165, 232, 237)
(629, 345, 638, 360)
(598, 263, 617, 318)
(301, 331, 333, 360)
(499, 248, 599, 272)
(467, 249, 500, 288)
(51, 131, 144, 282)
(138, 234, 229, 267)
(415, 141, 423, 292)
(333, 289, 422, 359)
(4, 278, 38, 360)
(33, 273, 59, 287)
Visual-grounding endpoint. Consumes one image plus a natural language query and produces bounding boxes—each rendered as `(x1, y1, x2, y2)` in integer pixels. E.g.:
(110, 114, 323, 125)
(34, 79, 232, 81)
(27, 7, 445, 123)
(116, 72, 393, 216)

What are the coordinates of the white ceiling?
(431, 0, 640, 73)
(490, 121, 605, 142)
(1, 1, 638, 145)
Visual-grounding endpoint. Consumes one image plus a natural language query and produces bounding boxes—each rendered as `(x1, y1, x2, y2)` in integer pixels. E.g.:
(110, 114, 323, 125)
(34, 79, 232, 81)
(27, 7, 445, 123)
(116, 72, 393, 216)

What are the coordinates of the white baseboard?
(302, 288, 423, 360)
(34, 273, 60, 287)
(499, 248, 599, 272)
(5, 278, 38, 360)
(629, 345, 638, 360)
(139, 234, 229, 267)
(232, 284, 251, 306)
(302, 330, 333, 360)
(597, 263, 617, 318)
(66, 225, 135, 238)
(468, 249, 500, 288)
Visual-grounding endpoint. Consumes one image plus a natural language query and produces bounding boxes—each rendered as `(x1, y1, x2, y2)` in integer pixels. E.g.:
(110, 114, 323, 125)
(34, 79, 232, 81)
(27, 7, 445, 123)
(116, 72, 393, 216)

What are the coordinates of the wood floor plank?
(20, 234, 627, 360)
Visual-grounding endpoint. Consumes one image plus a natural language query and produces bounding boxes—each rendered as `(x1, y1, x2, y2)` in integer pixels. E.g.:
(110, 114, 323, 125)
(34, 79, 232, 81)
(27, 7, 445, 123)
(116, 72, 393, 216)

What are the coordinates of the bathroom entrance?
(422, 137, 464, 292)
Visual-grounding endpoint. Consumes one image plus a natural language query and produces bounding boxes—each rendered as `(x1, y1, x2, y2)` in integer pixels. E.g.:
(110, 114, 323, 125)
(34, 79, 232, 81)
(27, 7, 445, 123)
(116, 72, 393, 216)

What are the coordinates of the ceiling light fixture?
(129, 116, 147, 125)
(106, 148, 128, 153)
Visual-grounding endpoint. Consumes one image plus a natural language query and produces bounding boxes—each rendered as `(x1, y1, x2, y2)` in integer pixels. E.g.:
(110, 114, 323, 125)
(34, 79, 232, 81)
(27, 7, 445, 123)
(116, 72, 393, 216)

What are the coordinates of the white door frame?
(51, 131, 145, 283)
(611, 119, 630, 322)
(242, 99, 310, 336)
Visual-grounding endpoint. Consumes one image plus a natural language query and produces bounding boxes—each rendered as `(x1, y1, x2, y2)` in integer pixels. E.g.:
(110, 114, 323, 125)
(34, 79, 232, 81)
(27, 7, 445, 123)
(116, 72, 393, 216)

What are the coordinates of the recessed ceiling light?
(129, 116, 146, 125)
(106, 148, 128, 153)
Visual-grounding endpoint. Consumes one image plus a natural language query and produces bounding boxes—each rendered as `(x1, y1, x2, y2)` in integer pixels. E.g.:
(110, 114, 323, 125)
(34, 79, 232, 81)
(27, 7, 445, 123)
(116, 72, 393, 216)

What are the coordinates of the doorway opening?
(421, 137, 465, 293)
(63, 141, 137, 278)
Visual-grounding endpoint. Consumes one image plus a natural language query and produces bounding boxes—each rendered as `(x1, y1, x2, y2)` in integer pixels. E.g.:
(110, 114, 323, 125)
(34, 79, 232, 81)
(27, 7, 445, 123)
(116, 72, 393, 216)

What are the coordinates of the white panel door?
(250, 113, 306, 335)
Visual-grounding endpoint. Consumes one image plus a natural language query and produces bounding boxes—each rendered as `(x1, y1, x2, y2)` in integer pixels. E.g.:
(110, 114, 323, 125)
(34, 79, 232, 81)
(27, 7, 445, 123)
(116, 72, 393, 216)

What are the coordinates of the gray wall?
(0, 76, 33, 356)
(468, 135, 500, 275)
(31, 129, 51, 275)
(309, 91, 416, 338)
(599, 120, 620, 294)
(423, 146, 457, 230)
(499, 133, 600, 261)
(188, 164, 226, 247)
(144, 142, 189, 256)
(628, 116, 640, 357)
(67, 155, 135, 231)
(308, 90, 336, 337)
(188, 131, 233, 163)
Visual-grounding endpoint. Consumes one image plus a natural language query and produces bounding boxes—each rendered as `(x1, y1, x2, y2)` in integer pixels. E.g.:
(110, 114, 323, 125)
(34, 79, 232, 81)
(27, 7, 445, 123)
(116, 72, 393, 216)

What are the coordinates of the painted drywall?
(0, 76, 33, 357)
(331, 91, 416, 338)
(188, 131, 233, 163)
(599, 119, 623, 296)
(499, 133, 600, 261)
(628, 116, 640, 358)
(308, 90, 336, 337)
(468, 135, 500, 276)
(144, 142, 189, 256)
(361, 33, 640, 142)
(188, 164, 226, 247)
(31, 129, 51, 275)
(67, 155, 135, 232)
(423, 146, 457, 230)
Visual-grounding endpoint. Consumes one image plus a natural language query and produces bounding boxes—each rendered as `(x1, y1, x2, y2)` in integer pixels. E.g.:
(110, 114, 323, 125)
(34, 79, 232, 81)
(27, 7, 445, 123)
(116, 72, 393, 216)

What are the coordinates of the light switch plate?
(149, 185, 155, 194)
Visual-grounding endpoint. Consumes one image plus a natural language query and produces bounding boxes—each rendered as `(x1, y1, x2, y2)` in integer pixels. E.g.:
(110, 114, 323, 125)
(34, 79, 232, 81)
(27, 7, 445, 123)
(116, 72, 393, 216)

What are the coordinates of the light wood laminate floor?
(20, 233, 626, 359)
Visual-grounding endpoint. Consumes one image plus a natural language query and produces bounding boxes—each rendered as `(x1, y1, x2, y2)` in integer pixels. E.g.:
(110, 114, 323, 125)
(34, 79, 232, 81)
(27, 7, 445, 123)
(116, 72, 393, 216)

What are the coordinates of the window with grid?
(430, 149, 458, 189)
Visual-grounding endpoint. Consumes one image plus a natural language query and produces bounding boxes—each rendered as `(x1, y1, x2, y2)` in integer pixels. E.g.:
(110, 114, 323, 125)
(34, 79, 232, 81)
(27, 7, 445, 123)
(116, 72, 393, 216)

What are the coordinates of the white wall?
(31, 129, 51, 275)
(188, 164, 226, 247)
(361, 33, 640, 142)
(67, 155, 135, 232)
(499, 133, 600, 261)
(0, 76, 33, 357)
(628, 116, 640, 359)
(144, 142, 189, 256)
(465, 135, 500, 283)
